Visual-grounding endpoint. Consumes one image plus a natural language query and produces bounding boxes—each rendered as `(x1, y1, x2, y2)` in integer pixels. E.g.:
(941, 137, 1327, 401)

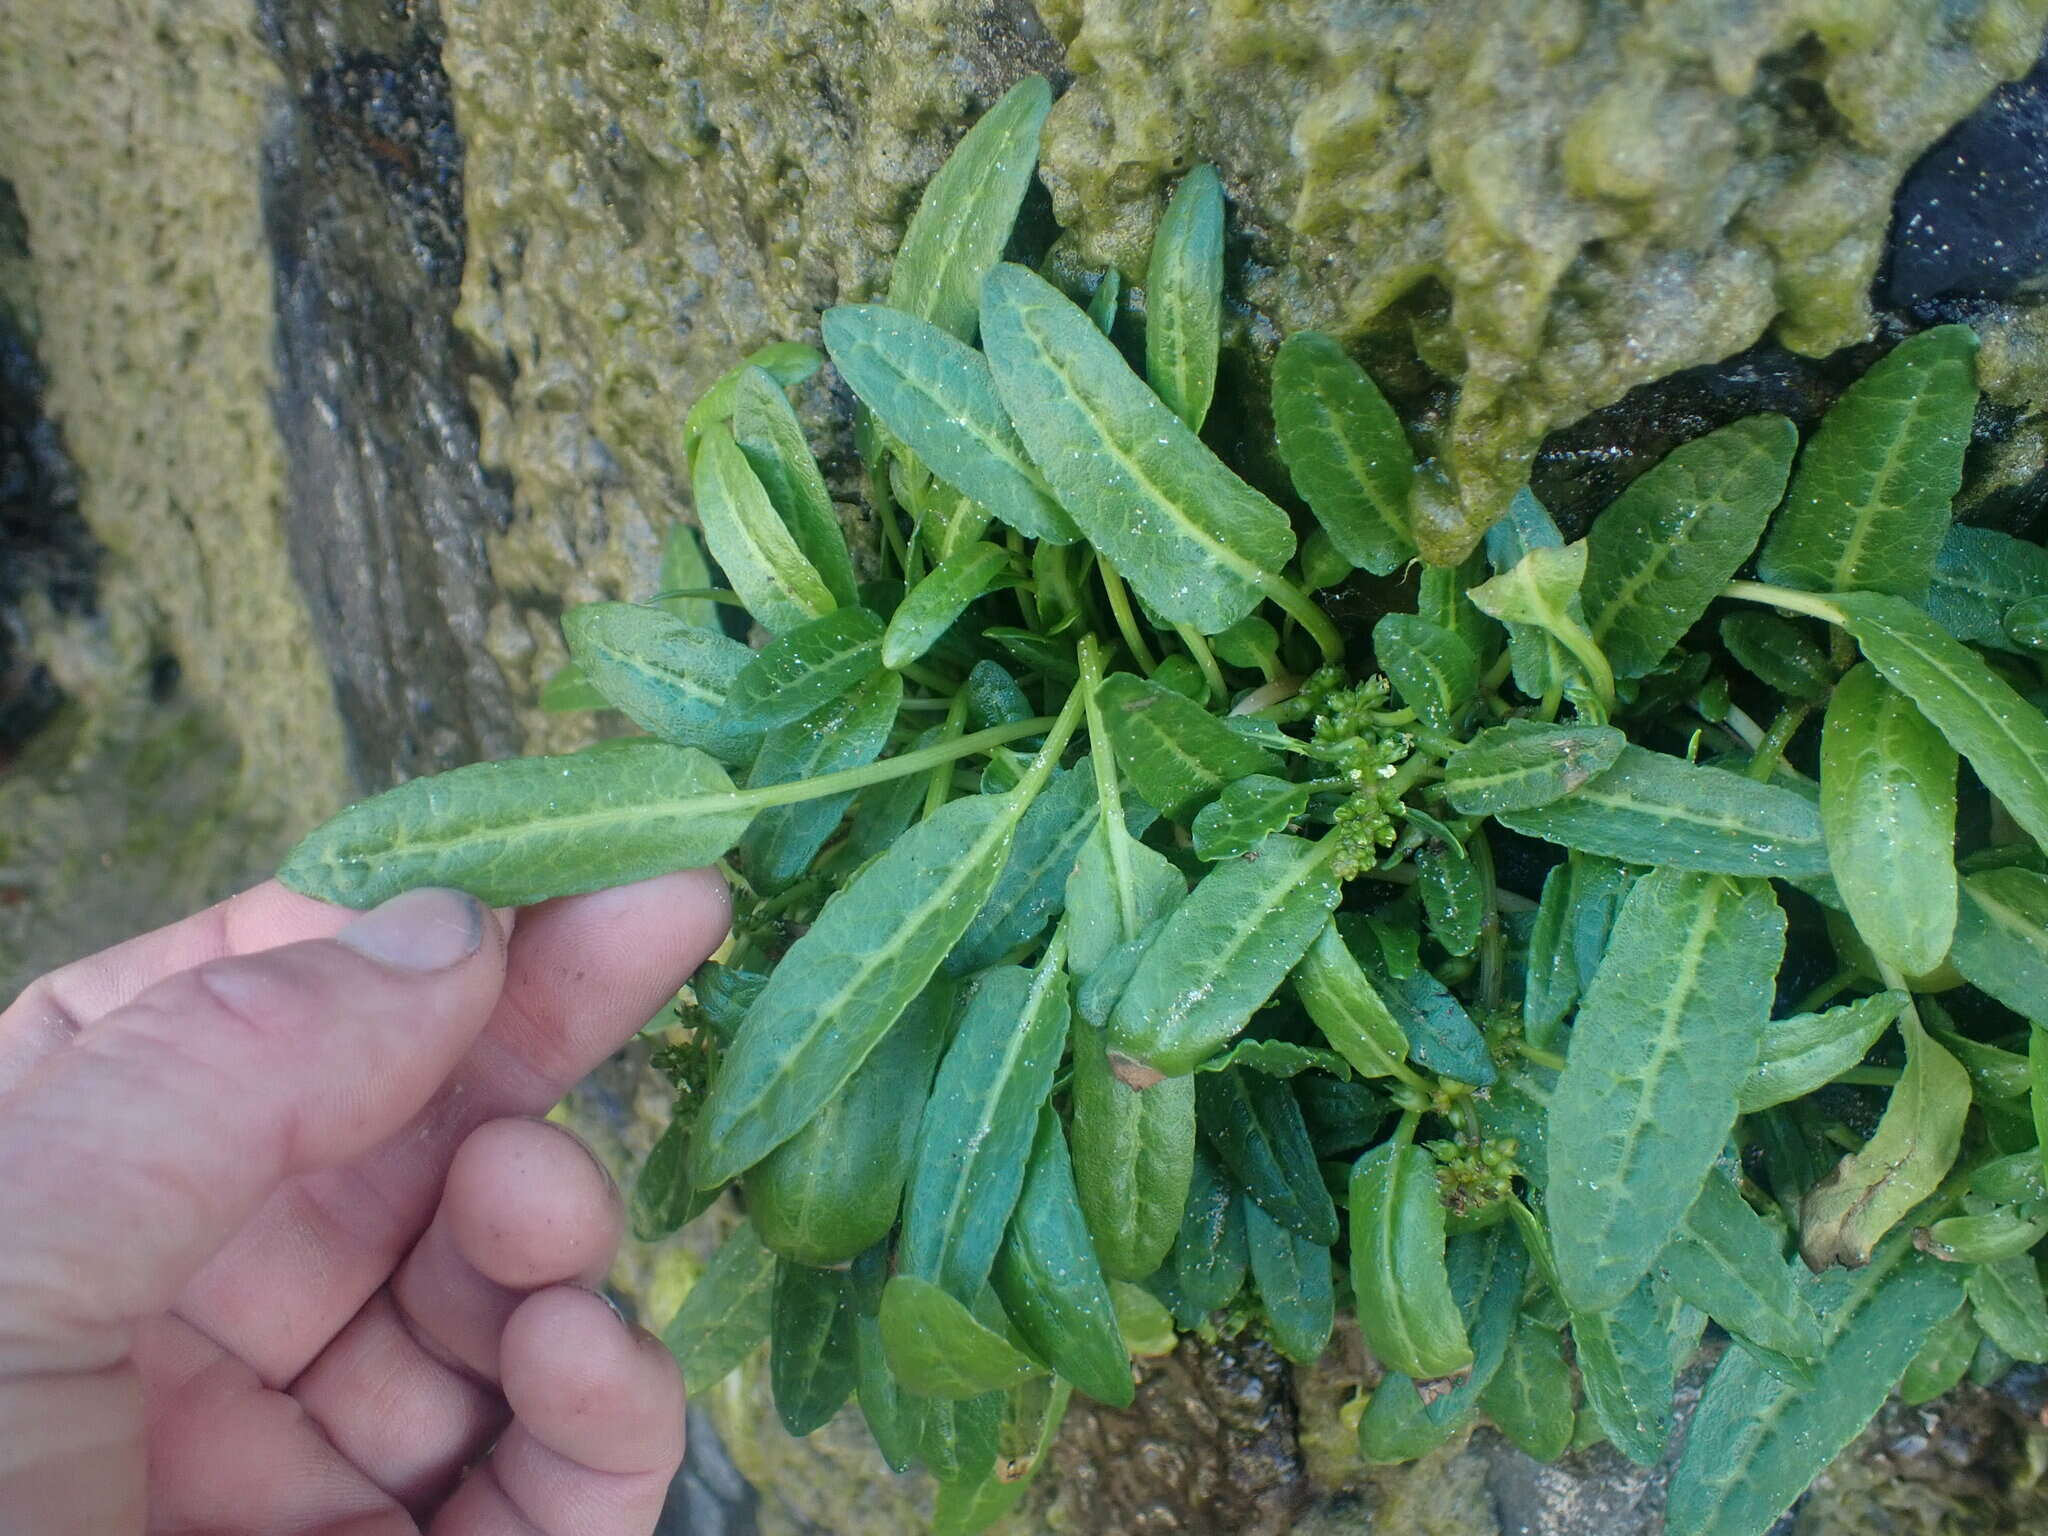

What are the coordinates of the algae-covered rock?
(1036, 0, 2048, 557)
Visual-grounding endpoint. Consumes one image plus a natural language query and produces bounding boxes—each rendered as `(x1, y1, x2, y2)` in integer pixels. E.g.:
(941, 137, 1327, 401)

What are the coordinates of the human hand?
(0, 870, 730, 1534)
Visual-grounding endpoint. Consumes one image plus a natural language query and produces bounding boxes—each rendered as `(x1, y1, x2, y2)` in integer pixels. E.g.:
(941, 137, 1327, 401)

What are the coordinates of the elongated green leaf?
(1171, 1147, 1249, 1314)
(982, 263, 1295, 632)
(1950, 867, 2048, 1019)
(1498, 744, 1829, 878)
(1479, 1318, 1575, 1463)
(1966, 1252, 2048, 1362)
(1145, 165, 1223, 430)
(1348, 1140, 1472, 1380)
(1572, 1275, 1703, 1466)
(1273, 331, 1416, 576)
(723, 606, 885, 734)
(733, 366, 859, 608)
(682, 341, 824, 464)
(1358, 1226, 1524, 1463)
(632, 1110, 716, 1241)
(561, 602, 761, 764)
(663, 1219, 778, 1393)
(693, 427, 836, 633)
(1111, 835, 1341, 1076)
(696, 790, 1027, 1187)
(1196, 1068, 1338, 1245)
(930, 1378, 1071, 1532)
(823, 304, 1077, 544)
(1415, 831, 1483, 957)
(993, 1107, 1136, 1407)
(1582, 415, 1797, 677)
(1832, 590, 2048, 853)
(1071, 1018, 1196, 1282)
(1086, 267, 1121, 334)
(739, 668, 901, 891)
(1799, 1008, 1969, 1270)
(1354, 935, 1496, 1086)
(1923, 1204, 2048, 1263)
(1719, 611, 1831, 702)
(1522, 861, 1578, 1048)
(1757, 325, 1978, 600)
(1093, 670, 1279, 822)
(879, 1276, 1041, 1400)
(950, 764, 1115, 975)
(1196, 1036, 1351, 1081)
(1901, 1305, 1980, 1405)
(886, 76, 1052, 343)
(1667, 1235, 1963, 1536)
(1373, 613, 1477, 733)
(913, 1388, 1005, 1486)
(884, 542, 1013, 671)
(1291, 919, 1411, 1080)
(279, 742, 753, 910)
(1466, 541, 1592, 676)
(902, 943, 1071, 1299)
(1820, 664, 1958, 976)
(747, 980, 951, 1267)
(1928, 524, 2048, 651)
(1191, 774, 1312, 860)
(1064, 816, 1186, 980)
(1550, 869, 1786, 1312)
(771, 1261, 859, 1435)
(1444, 719, 1625, 816)
(1659, 1167, 1822, 1362)
(1737, 990, 1907, 1114)
(1240, 1198, 1332, 1364)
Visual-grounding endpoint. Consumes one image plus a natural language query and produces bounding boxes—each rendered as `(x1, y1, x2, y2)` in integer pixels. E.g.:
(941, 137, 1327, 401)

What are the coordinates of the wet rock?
(1890, 56, 2048, 306)
(260, 0, 523, 788)
(1046, 1332, 1310, 1534)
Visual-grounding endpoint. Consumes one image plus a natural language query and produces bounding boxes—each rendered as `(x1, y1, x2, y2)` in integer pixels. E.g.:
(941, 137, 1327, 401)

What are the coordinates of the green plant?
(280, 75, 2048, 1536)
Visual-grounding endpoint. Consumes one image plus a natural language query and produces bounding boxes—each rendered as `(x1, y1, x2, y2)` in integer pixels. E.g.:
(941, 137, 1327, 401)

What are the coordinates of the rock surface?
(8, 0, 2048, 1531)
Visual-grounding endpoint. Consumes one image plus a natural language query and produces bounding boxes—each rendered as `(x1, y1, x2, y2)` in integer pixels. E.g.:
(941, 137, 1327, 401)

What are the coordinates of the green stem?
(1480, 648, 1514, 696)
(1098, 559, 1159, 673)
(1794, 968, 1857, 1016)
(924, 692, 971, 819)
(1079, 635, 1142, 941)
(1012, 670, 1089, 803)
(1514, 1041, 1567, 1072)
(1722, 580, 1848, 626)
(900, 661, 958, 695)
(1549, 613, 1616, 714)
(1835, 1067, 1904, 1088)
(1175, 623, 1228, 705)
(1472, 828, 1505, 1013)
(1746, 703, 1810, 783)
(1257, 571, 1344, 664)
(713, 715, 1058, 818)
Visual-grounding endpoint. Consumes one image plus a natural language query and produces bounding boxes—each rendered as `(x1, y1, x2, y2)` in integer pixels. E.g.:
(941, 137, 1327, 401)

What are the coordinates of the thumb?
(0, 887, 508, 1375)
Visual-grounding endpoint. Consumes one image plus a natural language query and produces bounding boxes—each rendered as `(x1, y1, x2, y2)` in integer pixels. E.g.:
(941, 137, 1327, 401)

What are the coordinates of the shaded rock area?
(9, 0, 2048, 1532)
(260, 0, 522, 789)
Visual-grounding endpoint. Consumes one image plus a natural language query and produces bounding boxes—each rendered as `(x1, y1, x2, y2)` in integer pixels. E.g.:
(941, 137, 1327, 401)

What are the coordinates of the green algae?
(1038, 0, 2048, 559)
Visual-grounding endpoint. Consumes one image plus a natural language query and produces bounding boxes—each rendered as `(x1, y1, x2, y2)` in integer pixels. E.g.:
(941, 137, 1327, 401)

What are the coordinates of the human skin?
(0, 870, 731, 1534)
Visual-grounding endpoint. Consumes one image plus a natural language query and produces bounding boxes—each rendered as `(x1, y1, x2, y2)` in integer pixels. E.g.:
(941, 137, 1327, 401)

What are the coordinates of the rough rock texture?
(0, 0, 346, 986)
(260, 0, 524, 789)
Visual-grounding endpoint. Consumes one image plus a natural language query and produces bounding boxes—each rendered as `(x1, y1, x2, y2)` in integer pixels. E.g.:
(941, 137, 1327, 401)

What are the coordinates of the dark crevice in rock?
(0, 178, 94, 765)
(259, 0, 519, 791)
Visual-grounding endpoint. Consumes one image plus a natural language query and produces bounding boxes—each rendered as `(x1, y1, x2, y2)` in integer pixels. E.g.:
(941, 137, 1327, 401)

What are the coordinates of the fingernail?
(336, 888, 485, 972)
(588, 1286, 634, 1334)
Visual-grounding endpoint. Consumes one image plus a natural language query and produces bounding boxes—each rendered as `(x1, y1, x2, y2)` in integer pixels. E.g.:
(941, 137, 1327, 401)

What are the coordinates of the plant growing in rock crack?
(282, 75, 2048, 1536)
